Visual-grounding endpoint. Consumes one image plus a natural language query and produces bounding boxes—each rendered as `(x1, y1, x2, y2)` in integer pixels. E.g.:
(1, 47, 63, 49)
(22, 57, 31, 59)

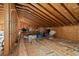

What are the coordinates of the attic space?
(0, 3, 79, 56)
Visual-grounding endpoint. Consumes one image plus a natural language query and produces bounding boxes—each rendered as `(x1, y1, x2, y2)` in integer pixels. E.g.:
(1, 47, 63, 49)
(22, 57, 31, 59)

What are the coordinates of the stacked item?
(28, 35, 36, 43)
(49, 30, 56, 39)
(22, 27, 56, 43)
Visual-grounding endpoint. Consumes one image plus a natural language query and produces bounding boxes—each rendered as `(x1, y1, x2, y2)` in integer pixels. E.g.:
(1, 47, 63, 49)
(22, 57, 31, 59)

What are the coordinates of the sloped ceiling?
(0, 3, 4, 31)
(0, 3, 4, 24)
(16, 3, 79, 27)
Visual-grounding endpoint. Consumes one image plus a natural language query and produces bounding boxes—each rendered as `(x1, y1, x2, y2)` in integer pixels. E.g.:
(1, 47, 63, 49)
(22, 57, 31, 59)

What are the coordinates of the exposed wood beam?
(17, 10, 48, 27)
(16, 7, 51, 26)
(18, 12, 40, 27)
(17, 10, 47, 27)
(16, 3, 57, 26)
(61, 3, 79, 24)
(0, 3, 4, 5)
(48, 3, 73, 25)
(4, 3, 10, 56)
(4, 3, 19, 56)
(77, 3, 79, 6)
(20, 3, 59, 26)
(29, 3, 62, 26)
(37, 3, 66, 26)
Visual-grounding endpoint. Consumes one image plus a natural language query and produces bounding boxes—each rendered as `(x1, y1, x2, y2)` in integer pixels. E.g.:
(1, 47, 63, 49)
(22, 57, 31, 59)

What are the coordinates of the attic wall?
(4, 4, 19, 55)
(20, 21, 29, 28)
(53, 25, 79, 41)
(18, 15, 40, 29)
(0, 15, 4, 31)
(18, 16, 31, 29)
(9, 4, 18, 49)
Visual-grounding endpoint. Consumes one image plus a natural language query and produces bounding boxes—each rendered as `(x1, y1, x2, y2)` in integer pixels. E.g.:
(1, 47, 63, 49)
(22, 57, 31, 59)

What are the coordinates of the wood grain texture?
(16, 3, 79, 27)
(0, 3, 4, 31)
(4, 3, 19, 55)
(10, 38, 79, 56)
(53, 25, 79, 41)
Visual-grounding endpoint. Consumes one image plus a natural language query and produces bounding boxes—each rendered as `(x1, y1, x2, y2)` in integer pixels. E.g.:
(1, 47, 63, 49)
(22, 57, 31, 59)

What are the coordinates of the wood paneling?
(53, 25, 79, 41)
(16, 3, 59, 26)
(16, 7, 52, 26)
(4, 3, 10, 55)
(0, 4, 4, 31)
(19, 15, 40, 28)
(4, 4, 18, 55)
(9, 4, 18, 51)
(1, 3, 79, 55)
(64, 3, 79, 22)
(16, 4, 55, 26)
(16, 3, 79, 27)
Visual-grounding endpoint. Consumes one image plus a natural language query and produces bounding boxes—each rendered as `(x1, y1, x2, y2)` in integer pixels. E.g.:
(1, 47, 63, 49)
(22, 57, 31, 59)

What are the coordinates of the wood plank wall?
(4, 4, 18, 55)
(9, 4, 18, 49)
(18, 15, 39, 29)
(0, 4, 4, 31)
(53, 25, 79, 41)
(4, 4, 10, 55)
(0, 16, 4, 31)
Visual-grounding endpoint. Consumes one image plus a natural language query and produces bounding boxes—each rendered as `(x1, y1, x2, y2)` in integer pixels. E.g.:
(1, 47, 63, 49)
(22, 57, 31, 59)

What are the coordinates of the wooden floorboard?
(10, 38, 79, 56)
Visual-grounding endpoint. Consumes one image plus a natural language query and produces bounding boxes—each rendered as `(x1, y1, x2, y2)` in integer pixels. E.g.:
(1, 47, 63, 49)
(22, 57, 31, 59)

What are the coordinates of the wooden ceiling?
(15, 3, 79, 27)
(1, 3, 79, 27)
(0, 3, 4, 15)
(0, 3, 4, 24)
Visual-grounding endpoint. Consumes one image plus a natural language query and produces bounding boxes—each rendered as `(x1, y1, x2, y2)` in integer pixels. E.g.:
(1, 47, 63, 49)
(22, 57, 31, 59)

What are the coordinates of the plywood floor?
(10, 38, 79, 56)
